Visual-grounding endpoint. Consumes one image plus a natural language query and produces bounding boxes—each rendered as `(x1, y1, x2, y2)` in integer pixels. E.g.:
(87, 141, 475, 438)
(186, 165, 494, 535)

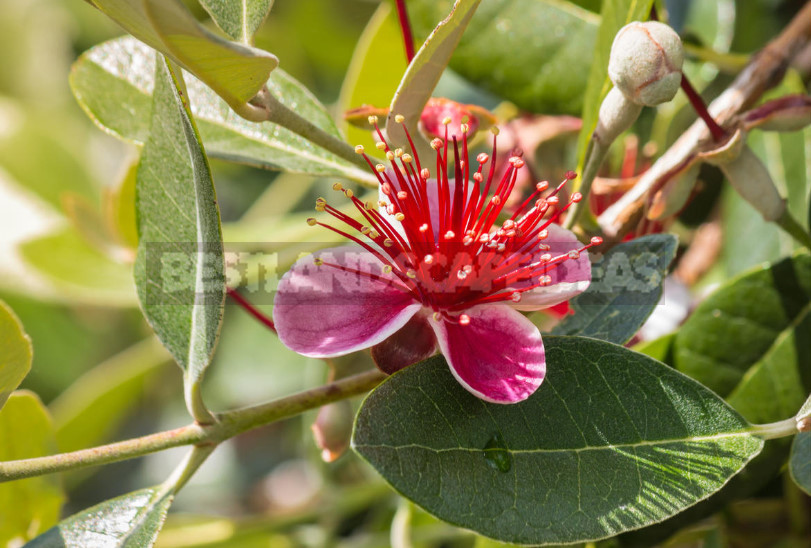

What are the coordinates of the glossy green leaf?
(675, 253, 811, 397)
(552, 234, 678, 344)
(0, 391, 64, 546)
(632, 333, 676, 364)
(406, 0, 599, 114)
(353, 337, 764, 545)
(386, 0, 481, 154)
(199, 0, 274, 44)
(0, 300, 31, 411)
(789, 432, 811, 496)
(338, 3, 407, 157)
(70, 37, 374, 184)
(88, 0, 277, 109)
(134, 56, 224, 414)
(50, 337, 171, 454)
(575, 0, 654, 178)
(20, 227, 137, 307)
(24, 486, 173, 547)
(725, 313, 810, 424)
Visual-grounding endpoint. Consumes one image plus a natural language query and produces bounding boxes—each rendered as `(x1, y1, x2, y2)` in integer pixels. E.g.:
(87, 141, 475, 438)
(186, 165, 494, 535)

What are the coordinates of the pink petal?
(509, 223, 592, 311)
(371, 311, 437, 374)
(273, 247, 421, 357)
(430, 304, 545, 404)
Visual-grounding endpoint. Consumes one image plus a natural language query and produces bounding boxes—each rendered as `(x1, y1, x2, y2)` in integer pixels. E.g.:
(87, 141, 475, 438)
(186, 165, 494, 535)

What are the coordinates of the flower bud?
(608, 21, 684, 106)
(647, 156, 701, 220)
(742, 95, 811, 133)
(311, 400, 354, 462)
(699, 129, 786, 221)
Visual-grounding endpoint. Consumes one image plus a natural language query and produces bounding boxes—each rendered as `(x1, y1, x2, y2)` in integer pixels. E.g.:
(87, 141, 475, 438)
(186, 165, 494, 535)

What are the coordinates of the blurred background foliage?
(0, 0, 808, 546)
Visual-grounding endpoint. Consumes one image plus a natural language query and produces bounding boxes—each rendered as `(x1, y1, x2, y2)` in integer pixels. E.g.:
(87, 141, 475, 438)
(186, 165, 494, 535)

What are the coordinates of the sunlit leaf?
(25, 486, 173, 547)
(0, 391, 64, 546)
(134, 56, 224, 415)
(406, 0, 599, 115)
(199, 0, 274, 44)
(386, 0, 481, 154)
(338, 3, 407, 157)
(0, 300, 31, 411)
(552, 234, 677, 344)
(354, 337, 764, 545)
(20, 227, 137, 307)
(70, 37, 374, 184)
(88, 0, 277, 109)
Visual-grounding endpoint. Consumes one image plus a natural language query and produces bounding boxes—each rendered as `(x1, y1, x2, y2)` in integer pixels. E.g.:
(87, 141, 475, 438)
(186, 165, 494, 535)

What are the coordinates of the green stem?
(0, 369, 386, 484)
(257, 90, 370, 173)
(163, 445, 216, 494)
(776, 209, 811, 251)
(563, 139, 607, 231)
(749, 417, 800, 440)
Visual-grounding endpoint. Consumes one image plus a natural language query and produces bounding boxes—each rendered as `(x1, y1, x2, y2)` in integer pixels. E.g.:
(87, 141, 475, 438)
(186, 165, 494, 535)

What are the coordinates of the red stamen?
(227, 287, 276, 332)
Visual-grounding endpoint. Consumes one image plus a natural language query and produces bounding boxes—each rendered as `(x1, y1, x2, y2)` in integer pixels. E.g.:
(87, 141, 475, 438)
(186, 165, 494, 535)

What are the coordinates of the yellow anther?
(306, 218, 317, 226)
(442, 116, 452, 125)
(369, 230, 380, 239)
(394, 212, 405, 222)
(394, 148, 404, 158)
(490, 126, 500, 135)
(368, 115, 378, 125)
(401, 153, 413, 163)
(420, 168, 430, 179)
(375, 164, 386, 173)
(344, 189, 354, 198)
(433, 312, 441, 321)
(376, 141, 387, 150)
(384, 239, 394, 247)
(315, 204, 326, 212)
(430, 138, 442, 150)
(394, 114, 405, 123)
(406, 269, 417, 279)
(364, 200, 375, 210)
(332, 182, 343, 191)
(354, 145, 365, 154)
(460, 123, 469, 134)
(386, 150, 395, 161)
(383, 265, 393, 274)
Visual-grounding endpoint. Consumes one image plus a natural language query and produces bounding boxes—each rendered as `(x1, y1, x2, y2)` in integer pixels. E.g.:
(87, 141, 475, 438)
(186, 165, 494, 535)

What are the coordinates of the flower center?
(307, 116, 601, 322)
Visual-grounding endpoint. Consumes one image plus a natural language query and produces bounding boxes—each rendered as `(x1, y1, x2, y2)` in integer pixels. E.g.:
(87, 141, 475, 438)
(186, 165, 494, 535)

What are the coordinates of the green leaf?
(338, 3, 408, 157)
(406, 0, 599, 115)
(199, 0, 274, 44)
(88, 0, 277, 110)
(70, 37, 374, 184)
(134, 56, 224, 420)
(789, 432, 811, 496)
(19, 227, 137, 307)
(632, 332, 676, 364)
(575, 0, 654, 178)
(0, 391, 64, 545)
(551, 234, 678, 344)
(24, 486, 173, 548)
(0, 300, 31, 411)
(353, 337, 764, 545)
(386, 0, 481, 154)
(675, 253, 811, 398)
(50, 337, 171, 455)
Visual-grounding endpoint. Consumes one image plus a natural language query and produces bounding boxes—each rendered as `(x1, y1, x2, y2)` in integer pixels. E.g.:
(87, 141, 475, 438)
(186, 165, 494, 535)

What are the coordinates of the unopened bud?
(648, 157, 701, 220)
(742, 95, 811, 133)
(311, 401, 354, 462)
(609, 21, 684, 106)
(699, 129, 786, 221)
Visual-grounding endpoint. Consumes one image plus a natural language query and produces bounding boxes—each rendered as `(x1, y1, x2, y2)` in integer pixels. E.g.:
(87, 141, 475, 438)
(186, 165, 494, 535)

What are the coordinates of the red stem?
(680, 74, 727, 142)
(395, 0, 416, 63)
(226, 287, 276, 333)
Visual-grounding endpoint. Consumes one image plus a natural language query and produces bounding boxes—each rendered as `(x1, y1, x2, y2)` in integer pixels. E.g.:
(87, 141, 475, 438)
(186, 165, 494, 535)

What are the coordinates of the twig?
(0, 369, 386, 483)
(598, 1, 811, 238)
